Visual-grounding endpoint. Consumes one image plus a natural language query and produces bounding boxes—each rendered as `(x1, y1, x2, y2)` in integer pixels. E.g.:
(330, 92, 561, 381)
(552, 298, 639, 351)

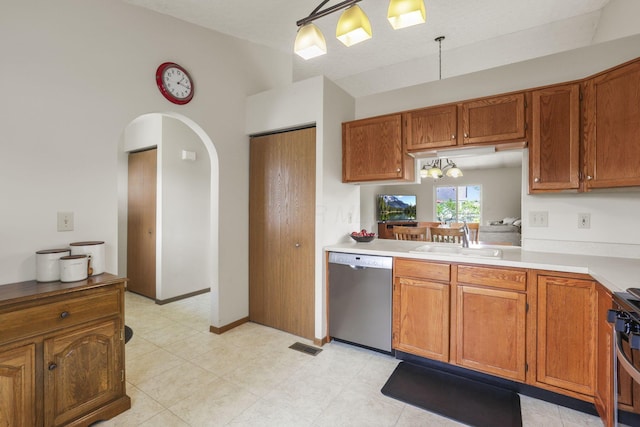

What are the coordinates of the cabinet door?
(393, 277, 450, 361)
(583, 60, 640, 189)
(44, 320, 122, 427)
(455, 285, 527, 381)
(595, 285, 615, 426)
(461, 93, 526, 145)
(404, 105, 458, 151)
(537, 275, 596, 395)
(0, 344, 36, 427)
(530, 84, 580, 192)
(342, 114, 414, 182)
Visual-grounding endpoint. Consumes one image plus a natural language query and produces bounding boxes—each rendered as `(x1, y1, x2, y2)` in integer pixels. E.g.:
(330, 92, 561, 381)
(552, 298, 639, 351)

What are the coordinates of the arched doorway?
(118, 112, 220, 326)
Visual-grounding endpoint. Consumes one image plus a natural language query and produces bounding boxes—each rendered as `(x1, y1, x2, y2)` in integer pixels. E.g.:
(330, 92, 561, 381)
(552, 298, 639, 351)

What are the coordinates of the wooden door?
(455, 285, 527, 381)
(127, 148, 157, 299)
(249, 127, 315, 339)
(530, 83, 580, 192)
(583, 59, 640, 189)
(393, 277, 450, 361)
(537, 275, 596, 395)
(44, 320, 121, 427)
(0, 344, 35, 427)
(461, 93, 526, 145)
(404, 104, 458, 151)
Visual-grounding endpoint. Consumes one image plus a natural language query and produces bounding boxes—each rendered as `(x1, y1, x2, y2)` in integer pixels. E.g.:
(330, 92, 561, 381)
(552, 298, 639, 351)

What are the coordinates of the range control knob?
(630, 333, 640, 350)
(607, 309, 619, 324)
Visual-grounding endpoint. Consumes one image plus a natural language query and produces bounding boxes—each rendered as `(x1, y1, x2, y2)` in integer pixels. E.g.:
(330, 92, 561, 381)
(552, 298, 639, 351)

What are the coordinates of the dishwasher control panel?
(328, 252, 393, 269)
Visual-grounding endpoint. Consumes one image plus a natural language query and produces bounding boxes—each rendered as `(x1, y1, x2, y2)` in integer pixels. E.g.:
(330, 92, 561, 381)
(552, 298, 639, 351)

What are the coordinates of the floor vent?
(289, 342, 322, 356)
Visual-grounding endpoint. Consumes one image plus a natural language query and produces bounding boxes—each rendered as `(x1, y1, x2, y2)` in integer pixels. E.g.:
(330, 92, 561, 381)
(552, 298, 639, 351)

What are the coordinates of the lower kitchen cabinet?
(393, 259, 450, 362)
(454, 265, 528, 382)
(536, 273, 597, 396)
(0, 344, 36, 426)
(0, 274, 130, 427)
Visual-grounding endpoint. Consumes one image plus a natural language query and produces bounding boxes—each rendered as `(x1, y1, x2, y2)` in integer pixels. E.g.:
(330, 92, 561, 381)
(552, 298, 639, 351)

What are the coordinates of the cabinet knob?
(48, 363, 57, 371)
(60, 311, 69, 319)
(451, 135, 456, 139)
(396, 168, 401, 173)
(464, 133, 468, 138)
(534, 177, 540, 183)
(587, 175, 593, 180)
(295, 243, 301, 248)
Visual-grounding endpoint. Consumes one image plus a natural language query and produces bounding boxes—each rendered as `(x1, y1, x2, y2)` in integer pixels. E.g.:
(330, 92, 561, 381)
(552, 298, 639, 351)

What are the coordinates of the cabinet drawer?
(0, 288, 121, 343)
(457, 265, 526, 291)
(395, 258, 450, 282)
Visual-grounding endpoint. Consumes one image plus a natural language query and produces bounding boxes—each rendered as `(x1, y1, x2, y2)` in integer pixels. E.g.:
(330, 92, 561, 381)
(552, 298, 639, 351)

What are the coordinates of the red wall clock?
(155, 62, 194, 105)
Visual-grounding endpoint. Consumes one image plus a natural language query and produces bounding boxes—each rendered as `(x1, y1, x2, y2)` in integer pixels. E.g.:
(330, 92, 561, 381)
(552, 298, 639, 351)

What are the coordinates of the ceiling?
(123, 0, 614, 97)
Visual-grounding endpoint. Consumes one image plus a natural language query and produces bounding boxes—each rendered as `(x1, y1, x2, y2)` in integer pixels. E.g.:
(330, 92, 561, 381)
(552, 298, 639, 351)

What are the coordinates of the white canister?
(70, 241, 105, 275)
(36, 248, 71, 282)
(59, 255, 89, 282)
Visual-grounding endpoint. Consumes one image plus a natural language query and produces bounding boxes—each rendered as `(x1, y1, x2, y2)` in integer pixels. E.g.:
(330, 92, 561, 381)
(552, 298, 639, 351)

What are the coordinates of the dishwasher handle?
(328, 252, 393, 270)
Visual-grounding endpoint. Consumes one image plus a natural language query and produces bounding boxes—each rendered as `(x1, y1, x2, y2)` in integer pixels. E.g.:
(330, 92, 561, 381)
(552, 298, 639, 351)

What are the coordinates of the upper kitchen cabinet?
(461, 93, 528, 146)
(529, 83, 581, 193)
(342, 114, 415, 183)
(583, 59, 640, 190)
(404, 104, 458, 152)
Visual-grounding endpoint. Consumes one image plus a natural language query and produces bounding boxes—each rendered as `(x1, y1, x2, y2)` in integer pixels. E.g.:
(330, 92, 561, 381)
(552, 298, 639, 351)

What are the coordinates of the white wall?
(0, 1, 292, 330)
(353, 34, 640, 258)
(159, 117, 211, 301)
(246, 76, 357, 340)
(359, 166, 522, 232)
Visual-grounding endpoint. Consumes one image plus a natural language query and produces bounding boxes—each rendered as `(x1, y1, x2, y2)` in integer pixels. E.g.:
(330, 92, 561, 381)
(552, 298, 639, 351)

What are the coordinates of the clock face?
(156, 62, 194, 104)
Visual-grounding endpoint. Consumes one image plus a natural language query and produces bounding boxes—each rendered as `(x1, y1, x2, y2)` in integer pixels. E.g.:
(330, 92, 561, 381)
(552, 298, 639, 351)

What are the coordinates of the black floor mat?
(381, 362, 522, 427)
(124, 325, 133, 344)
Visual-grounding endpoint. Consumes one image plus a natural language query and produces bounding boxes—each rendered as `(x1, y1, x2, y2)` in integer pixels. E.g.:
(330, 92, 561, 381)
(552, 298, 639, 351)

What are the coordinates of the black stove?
(610, 289, 640, 349)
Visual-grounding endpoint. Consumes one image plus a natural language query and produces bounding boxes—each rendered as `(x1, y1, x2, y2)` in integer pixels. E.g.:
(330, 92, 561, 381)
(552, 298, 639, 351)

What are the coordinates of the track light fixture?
(294, 0, 426, 60)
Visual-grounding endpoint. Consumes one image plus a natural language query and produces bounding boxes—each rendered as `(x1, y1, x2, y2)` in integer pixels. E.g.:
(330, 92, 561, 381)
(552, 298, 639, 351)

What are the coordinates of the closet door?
(249, 127, 315, 339)
(127, 148, 157, 299)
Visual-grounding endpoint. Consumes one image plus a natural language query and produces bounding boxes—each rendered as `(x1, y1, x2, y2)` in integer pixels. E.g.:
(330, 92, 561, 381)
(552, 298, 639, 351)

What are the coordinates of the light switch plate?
(578, 213, 591, 229)
(529, 211, 548, 227)
(57, 212, 74, 231)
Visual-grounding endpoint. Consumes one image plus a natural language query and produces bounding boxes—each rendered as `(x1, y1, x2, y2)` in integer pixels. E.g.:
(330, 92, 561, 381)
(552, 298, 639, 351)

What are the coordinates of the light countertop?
(325, 239, 640, 294)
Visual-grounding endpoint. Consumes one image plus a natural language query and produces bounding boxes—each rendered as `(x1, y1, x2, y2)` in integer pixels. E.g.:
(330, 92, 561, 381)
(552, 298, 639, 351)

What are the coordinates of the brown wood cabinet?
(0, 344, 36, 426)
(404, 104, 458, 151)
(583, 59, 640, 190)
(595, 284, 615, 426)
(0, 274, 130, 427)
(529, 83, 581, 192)
(454, 265, 528, 382)
(461, 93, 527, 146)
(393, 258, 451, 362)
(342, 114, 415, 182)
(536, 273, 596, 396)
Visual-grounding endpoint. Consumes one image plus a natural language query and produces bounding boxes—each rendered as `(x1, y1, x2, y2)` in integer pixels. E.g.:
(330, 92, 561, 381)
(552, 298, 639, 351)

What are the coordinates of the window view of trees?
(436, 185, 481, 223)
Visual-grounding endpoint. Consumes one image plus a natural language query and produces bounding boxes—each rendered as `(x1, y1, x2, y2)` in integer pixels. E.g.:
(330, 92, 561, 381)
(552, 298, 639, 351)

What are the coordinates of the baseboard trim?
(210, 316, 249, 334)
(155, 288, 210, 305)
(314, 336, 330, 347)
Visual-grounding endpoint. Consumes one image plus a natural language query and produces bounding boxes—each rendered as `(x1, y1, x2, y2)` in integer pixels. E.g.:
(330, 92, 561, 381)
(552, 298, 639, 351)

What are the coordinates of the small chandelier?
(420, 159, 463, 179)
(294, 0, 426, 60)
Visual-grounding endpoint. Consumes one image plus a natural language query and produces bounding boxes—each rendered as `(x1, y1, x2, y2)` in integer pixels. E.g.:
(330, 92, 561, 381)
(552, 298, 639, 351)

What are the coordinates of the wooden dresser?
(0, 273, 131, 427)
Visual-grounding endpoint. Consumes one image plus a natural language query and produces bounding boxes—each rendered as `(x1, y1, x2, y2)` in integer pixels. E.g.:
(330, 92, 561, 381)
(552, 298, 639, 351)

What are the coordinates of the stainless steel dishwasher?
(328, 252, 393, 353)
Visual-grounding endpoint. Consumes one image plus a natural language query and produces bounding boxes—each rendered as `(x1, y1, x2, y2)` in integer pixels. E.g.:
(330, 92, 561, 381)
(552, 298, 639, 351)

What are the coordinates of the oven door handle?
(616, 333, 640, 384)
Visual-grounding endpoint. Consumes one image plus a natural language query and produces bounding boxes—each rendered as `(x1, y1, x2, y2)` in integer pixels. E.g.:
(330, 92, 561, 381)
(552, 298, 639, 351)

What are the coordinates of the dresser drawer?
(0, 287, 121, 343)
(395, 258, 451, 282)
(457, 265, 527, 291)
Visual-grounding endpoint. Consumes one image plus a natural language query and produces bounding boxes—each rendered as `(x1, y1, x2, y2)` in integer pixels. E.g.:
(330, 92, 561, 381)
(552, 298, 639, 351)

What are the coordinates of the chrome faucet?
(461, 221, 470, 248)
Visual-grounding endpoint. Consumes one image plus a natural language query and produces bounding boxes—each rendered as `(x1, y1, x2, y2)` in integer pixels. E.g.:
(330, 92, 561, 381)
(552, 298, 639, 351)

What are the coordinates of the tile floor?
(96, 291, 609, 426)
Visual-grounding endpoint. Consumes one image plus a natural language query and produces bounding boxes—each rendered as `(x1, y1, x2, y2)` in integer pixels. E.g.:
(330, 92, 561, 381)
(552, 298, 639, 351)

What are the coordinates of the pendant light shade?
(294, 23, 327, 60)
(336, 5, 372, 47)
(420, 158, 463, 179)
(387, 0, 426, 29)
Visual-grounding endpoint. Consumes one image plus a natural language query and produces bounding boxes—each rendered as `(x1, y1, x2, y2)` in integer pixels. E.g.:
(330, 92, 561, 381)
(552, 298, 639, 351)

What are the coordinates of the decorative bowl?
(350, 234, 375, 243)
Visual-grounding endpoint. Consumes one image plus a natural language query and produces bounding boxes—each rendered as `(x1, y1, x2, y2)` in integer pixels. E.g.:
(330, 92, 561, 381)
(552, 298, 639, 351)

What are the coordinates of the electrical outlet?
(57, 212, 74, 231)
(529, 211, 548, 227)
(578, 213, 591, 229)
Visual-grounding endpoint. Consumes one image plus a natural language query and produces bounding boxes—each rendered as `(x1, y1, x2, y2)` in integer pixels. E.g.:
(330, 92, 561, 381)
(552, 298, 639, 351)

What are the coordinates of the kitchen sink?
(410, 245, 503, 259)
